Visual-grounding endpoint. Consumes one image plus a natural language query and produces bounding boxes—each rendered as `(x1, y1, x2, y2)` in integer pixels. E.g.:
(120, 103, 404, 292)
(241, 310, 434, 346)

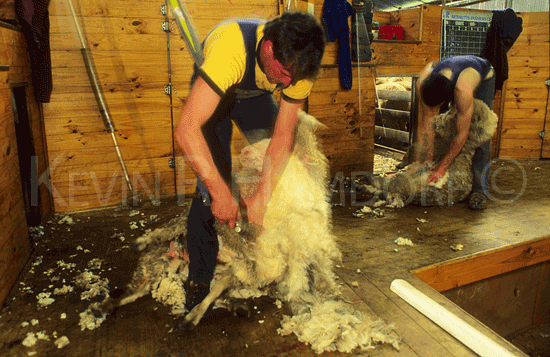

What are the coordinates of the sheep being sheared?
(90, 110, 400, 354)
(379, 99, 498, 207)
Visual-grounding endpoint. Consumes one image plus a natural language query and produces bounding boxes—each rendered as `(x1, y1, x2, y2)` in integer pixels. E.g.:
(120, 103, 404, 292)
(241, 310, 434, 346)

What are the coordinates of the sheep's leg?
(90, 282, 151, 318)
(181, 273, 234, 330)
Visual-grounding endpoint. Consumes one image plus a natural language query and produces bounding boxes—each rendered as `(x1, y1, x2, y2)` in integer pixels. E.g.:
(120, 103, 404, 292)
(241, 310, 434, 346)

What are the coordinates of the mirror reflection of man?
(415, 55, 495, 210)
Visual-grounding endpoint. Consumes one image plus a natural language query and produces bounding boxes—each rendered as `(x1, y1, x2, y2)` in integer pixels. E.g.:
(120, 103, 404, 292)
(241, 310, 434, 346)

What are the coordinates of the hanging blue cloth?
(494, 8, 523, 52)
(322, 0, 354, 89)
(481, 8, 523, 90)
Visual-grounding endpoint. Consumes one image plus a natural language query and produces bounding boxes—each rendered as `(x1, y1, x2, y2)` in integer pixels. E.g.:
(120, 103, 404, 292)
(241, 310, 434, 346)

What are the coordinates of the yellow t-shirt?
(199, 21, 313, 101)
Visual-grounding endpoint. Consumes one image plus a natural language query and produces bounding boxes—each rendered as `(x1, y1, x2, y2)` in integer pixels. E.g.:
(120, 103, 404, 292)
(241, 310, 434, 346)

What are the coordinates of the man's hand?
(242, 191, 268, 227)
(211, 190, 239, 229)
(428, 166, 446, 184)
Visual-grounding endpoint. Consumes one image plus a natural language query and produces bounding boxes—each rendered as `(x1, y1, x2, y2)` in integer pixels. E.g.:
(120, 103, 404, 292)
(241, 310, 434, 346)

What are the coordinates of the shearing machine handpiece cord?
(167, 0, 204, 67)
(67, 0, 134, 194)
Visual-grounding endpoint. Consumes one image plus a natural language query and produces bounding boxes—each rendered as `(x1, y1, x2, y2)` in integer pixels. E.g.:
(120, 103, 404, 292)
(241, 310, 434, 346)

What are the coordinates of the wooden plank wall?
(414, 236, 550, 337)
(443, 260, 550, 338)
(308, 0, 376, 176)
(0, 23, 42, 307)
(45, 0, 376, 211)
(47, 0, 178, 211)
(41, 1, 550, 211)
(0, 2, 16, 23)
(372, 6, 430, 76)
(498, 12, 549, 159)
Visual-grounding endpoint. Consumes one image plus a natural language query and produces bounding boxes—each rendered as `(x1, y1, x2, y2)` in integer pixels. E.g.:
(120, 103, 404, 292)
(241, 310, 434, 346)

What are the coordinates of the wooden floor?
(1, 158, 549, 357)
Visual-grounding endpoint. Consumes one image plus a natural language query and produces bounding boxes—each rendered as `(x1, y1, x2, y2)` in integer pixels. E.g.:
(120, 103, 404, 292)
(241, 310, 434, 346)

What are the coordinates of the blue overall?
(185, 20, 279, 284)
(433, 55, 496, 196)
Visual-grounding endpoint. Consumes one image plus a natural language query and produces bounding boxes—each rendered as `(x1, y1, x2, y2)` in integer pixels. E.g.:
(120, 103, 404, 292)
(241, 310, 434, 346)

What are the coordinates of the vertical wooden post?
(491, 81, 507, 158)
(541, 82, 550, 159)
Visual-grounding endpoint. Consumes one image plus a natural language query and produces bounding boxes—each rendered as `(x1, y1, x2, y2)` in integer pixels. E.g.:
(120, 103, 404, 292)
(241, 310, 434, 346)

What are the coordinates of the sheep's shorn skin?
(382, 99, 498, 207)
(91, 110, 400, 354)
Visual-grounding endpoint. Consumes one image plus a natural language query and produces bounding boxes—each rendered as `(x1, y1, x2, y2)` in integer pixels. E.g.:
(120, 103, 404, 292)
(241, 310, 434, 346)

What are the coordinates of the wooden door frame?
(541, 80, 550, 159)
(491, 82, 507, 158)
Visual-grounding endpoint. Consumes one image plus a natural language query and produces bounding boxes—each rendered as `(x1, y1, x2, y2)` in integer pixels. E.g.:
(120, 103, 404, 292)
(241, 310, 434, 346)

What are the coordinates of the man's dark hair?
(420, 73, 453, 107)
(263, 12, 326, 81)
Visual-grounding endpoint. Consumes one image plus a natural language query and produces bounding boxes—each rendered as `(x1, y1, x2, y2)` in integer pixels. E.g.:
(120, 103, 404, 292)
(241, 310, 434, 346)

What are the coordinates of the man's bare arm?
(175, 76, 239, 227)
(428, 69, 480, 182)
(244, 97, 304, 225)
(415, 61, 439, 163)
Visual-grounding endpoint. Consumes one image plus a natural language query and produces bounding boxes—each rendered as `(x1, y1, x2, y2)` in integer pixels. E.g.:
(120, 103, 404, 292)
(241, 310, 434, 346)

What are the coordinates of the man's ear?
(263, 40, 273, 55)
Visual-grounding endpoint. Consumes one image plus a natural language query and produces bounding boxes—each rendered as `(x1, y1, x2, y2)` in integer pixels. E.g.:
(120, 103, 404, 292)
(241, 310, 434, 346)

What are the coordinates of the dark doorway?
(11, 85, 41, 227)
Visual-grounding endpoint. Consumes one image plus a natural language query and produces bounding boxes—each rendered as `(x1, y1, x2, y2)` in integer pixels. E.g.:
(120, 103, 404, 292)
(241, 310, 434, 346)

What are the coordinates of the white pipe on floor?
(390, 279, 523, 357)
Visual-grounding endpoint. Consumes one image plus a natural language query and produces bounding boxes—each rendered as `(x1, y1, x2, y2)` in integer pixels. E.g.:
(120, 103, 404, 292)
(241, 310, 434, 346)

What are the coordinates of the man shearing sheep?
(415, 55, 496, 210)
(175, 12, 326, 313)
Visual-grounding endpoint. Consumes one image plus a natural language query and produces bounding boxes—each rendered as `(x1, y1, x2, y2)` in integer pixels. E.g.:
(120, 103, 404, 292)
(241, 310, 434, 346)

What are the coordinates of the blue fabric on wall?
(322, 0, 354, 89)
(481, 8, 523, 90)
(495, 8, 523, 52)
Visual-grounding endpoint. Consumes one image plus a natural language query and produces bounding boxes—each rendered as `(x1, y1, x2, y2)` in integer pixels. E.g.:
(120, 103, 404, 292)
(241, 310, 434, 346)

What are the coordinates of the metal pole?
(66, 0, 134, 195)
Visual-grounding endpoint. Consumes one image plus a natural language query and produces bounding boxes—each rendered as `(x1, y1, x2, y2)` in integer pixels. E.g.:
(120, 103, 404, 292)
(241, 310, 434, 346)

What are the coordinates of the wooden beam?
(542, 81, 550, 159)
(492, 81, 507, 158)
(412, 236, 550, 292)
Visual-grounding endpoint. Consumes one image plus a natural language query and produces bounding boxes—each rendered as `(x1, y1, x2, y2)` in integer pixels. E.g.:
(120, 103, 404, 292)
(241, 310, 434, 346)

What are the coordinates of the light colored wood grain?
(413, 236, 550, 292)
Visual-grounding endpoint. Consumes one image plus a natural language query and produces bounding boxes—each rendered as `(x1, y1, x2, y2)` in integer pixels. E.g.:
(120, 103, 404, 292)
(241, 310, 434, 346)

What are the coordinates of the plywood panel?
(47, 0, 196, 210)
(388, 8, 422, 41)
(49, 0, 276, 17)
(50, 15, 171, 35)
(498, 147, 542, 158)
(46, 115, 172, 145)
(498, 10, 549, 159)
(0, 221, 30, 308)
(0, 193, 25, 249)
(309, 65, 375, 177)
(0, 0, 16, 21)
(502, 108, 547, 122)
(535, 262, 550, 322)
(0, 27, 26, 49)
(0, 18, 50, 308)
(50, 4, 277, 34)
(542, 85, 550, 159)
(0, 42, 28, 69)
(50, 33, 169, 51)
(442, 264, 541, 337)
(51, 64, 169, 86)
(0, 159, 30, 306)
(47, 85, 171, 109)
(50, 172, 176, 211)
(500, 121, 546, 133)
(44, 111, 173, 137)
(50, 49, 178, 71)
(372, 5, 441, 78)
(413, 236, 550, 293)
(46, 155, 188, 212)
